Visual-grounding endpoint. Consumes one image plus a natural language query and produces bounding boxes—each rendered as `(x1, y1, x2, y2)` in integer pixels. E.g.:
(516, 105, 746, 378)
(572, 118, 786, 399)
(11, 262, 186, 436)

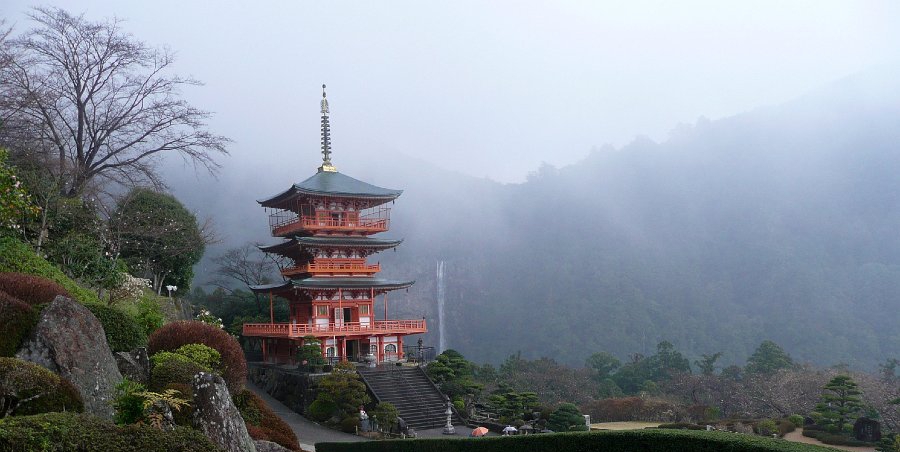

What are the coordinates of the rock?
(15, 296, 122, 419)
(253, 440, 291, 452)
(192, 372, 256, 452)
(115, 347, 150, 385)
(145, 399, 176, 432)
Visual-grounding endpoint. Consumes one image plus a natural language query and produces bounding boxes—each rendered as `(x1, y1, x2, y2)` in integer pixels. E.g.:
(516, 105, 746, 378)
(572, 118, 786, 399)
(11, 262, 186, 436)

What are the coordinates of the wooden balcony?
(243, 319, 427, 338)
(270, 208, 390, 236)
(281, 259, 381, 277)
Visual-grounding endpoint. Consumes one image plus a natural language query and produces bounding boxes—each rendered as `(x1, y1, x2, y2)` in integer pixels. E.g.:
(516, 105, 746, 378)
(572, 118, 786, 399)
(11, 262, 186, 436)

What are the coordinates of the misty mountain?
(178, 66, 900, 370)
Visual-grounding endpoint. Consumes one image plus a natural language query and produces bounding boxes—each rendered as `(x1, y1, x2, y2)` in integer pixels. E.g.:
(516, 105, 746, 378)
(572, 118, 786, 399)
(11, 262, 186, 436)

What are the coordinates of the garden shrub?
(112, 378, 147, 425)
(373, 402, 399, 432)
(756, 419, 778, 436)
(148, 321, 246, 392)
(777, 419, 796, 436)
(802, 428, 872, 447)
(317, 429, 847, 452)
(0, 237, 99, 304)
(788, 414, 804, 428)
(148, 355, 206, 391)
(0, 291, 38, 357)
(0, 412, 219, 452)
(85, 304, 147, 352)
(135, 296, 165, 336)
(172, 344, 221, 372)
(0, 272, 70, 306)
(308, 398, 338, 422)
(341, 415, 360, 433)
(233, 389, 300, 451)
(0, 357, 83, 417)
(548, 403, 589, 432)
(658, 422, 706, 430)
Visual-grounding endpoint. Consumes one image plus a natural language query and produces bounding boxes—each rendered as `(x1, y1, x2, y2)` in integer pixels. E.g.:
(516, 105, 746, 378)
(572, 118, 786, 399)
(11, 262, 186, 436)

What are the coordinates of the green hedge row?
(317, 429, 844, 452)
(0, 412, 221, 452)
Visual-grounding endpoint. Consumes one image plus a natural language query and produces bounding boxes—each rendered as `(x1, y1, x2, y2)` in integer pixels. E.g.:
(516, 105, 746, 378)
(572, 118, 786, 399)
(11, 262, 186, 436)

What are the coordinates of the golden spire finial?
(318, 84, 337, 172)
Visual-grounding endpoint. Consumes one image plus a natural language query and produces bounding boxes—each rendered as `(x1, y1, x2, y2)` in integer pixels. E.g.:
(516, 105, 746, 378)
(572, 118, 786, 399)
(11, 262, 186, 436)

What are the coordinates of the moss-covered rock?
(0, 357, 83, 417)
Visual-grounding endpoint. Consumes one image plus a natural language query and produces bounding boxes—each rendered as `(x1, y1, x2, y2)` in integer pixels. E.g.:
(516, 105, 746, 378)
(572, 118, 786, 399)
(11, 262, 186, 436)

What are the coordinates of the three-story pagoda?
(243, 86, 424, 364)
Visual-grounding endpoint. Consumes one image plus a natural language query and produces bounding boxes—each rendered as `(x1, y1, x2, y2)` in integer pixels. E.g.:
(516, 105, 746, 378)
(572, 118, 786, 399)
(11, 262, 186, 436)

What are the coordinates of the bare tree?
(0, 6, 228, 197)
(211, 243, 278, 293)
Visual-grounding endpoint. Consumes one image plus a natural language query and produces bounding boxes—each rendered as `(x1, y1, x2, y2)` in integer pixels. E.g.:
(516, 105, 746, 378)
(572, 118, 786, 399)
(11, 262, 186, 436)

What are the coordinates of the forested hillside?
(370, 67, 900, 369)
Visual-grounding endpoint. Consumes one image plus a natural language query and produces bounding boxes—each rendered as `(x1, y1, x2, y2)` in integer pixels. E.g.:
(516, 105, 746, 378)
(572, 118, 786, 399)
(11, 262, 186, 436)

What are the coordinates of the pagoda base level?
(250, 335, 412, 366)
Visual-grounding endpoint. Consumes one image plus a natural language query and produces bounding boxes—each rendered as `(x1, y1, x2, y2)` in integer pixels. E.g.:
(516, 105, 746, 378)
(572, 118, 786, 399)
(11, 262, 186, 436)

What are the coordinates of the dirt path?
(783, 428, 876, 452)
(590, 421, 661, 430)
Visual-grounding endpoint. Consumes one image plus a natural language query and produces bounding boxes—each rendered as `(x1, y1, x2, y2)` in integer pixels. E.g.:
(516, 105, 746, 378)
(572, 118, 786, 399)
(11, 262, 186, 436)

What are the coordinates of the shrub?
(148, 321, 246, 393)
(0, 238, 99, 304)
(373, 402, 399, 432)
(0, 291, 38, 357)
(0, 272, 70, 306)
(316, 429, 847, 452)
(308, 398, 338, 422)
(341, 415, 360, 433)
(788, 414, 804, 428)
(148, 356, 206, 391)
(85, 304, 147, 352)
(0, 357, 83, 417)
(548, 403, 589, 432)
(113, 378, 147, 425)
(173, 344, 221, 372)
(135, 296, 165, 336)
(756, 419, 778, 436)
(777, 419, 796, 436)
(233, 389, 301, 451)
(0, 412, 218, 451)
(802, 428, 873, 446)
(658, 422, 705, 430)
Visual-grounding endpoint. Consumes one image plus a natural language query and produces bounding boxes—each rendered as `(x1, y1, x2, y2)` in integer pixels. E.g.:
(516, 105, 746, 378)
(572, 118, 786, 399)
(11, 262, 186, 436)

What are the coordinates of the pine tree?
(816, 375, 864, 432)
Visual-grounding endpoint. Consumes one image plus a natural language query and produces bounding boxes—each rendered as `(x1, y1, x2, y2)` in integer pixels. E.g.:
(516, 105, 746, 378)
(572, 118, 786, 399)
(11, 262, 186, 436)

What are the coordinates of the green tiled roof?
(249, 277, 414, 294)
(259, 171, 402, 207)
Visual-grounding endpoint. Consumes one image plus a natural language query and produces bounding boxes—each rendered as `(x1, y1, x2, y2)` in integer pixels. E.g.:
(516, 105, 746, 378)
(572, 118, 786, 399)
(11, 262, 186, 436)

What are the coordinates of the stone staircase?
(357, 365, 463, 430)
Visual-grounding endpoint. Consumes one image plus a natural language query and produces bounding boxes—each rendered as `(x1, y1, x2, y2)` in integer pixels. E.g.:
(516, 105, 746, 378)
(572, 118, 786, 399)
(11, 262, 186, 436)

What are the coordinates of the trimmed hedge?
(148, 321, 247, 393)
(0, 412, 221, 452)
(233, 389, 301, 451)
(149, 356, 207, 391)
(85, 304, 147, 352)
(0, 357, 83, 416)
(316, 429, 845, 452)
(0, 291, 38, 357)
(0, 272, 70, 306)
(0, 237, 99, 304)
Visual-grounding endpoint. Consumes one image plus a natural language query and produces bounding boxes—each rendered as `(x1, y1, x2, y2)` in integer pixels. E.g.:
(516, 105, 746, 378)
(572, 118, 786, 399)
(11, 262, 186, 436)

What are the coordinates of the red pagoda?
(242, 86, 424, 364)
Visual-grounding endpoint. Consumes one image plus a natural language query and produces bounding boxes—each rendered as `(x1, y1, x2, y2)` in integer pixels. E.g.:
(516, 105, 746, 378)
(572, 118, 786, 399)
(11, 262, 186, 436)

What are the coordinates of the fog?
(4, 1, 900, 367)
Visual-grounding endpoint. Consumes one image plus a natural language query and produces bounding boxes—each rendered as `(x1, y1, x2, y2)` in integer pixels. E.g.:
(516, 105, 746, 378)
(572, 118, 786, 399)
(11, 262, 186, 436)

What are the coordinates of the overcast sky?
(3, 1, 900, 183)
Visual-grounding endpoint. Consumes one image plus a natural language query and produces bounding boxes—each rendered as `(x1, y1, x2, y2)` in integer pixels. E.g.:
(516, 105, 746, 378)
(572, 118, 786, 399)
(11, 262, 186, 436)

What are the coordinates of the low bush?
(658, 422, 706, 430)
(0, 412, 220, 451)
(0, 237, 99, 304)
(548, 403, 589, 432)
(581, 396, 679, 422)
(788, 414, 804, 428)
(112, 378, 147, 425)
(756, 419, 778, 436)
(172, 344, 221, 372)
(341, 415, 360, 433)
(233, 389, 301, 451)
(0, 357, 83, 417)
(0, 291, 38, 357)
(802, 428, 873, 447)
(85, 304, 147, 352)
(308, 398, 338, 422)
(148, 355, 207, 391)
(317, 429, 846, 452)
(0, 272, 70, 306)
(148, 321, 246, 393)
(777, 419, 796, 436)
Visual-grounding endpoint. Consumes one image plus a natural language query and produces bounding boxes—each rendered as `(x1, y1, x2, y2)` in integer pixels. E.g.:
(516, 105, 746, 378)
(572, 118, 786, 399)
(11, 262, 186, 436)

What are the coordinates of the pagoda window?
(384, 344, 397, 353)
(316, 305, 328, 317)
(359, 305, 370, 315)
(326, 347, 336, 358)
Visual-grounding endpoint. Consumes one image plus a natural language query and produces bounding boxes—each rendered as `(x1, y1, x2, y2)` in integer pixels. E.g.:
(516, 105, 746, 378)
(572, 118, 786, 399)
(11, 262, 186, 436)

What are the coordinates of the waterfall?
(437, 260, 446, 353)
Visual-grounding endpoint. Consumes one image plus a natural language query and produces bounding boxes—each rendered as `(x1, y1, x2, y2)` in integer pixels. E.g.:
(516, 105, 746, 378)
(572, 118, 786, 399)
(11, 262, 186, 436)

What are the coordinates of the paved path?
(247, 383, 368, 451)
(783, 428, 875, 452)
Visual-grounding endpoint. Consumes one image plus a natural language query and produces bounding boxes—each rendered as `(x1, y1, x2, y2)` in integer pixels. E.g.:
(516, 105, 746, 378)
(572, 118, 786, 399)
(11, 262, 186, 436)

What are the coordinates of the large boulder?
(253, 440, 292, 452)
(114, 347, 150, 385)
(15, 296, 122, 419)
(192, 372, 256, 452)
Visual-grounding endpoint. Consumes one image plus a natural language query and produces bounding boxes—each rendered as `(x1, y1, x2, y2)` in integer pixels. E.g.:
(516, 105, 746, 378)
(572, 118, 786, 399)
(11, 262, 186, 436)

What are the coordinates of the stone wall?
(247, 364, 323, 415)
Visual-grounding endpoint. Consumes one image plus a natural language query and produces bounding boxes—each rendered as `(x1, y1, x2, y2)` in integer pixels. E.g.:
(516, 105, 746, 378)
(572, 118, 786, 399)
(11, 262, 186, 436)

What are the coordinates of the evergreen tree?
(745, 340, 793, 374)
(547, 403, 589, 432)
(816, 375, 864, 432)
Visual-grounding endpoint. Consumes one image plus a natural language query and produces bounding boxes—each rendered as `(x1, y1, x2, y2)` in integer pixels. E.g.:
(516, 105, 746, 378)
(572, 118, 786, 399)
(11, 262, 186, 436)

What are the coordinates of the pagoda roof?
(249, 277, 414, 294)
(259, 236, 403, 254)
(259, 171, 402, 207)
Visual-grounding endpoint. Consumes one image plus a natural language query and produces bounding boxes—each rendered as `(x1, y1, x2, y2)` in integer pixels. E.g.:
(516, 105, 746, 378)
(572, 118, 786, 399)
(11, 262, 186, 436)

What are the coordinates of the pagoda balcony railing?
(281, 259, 381, 277)
(243, 319, 426, 338)
(269, 208, 390, 236)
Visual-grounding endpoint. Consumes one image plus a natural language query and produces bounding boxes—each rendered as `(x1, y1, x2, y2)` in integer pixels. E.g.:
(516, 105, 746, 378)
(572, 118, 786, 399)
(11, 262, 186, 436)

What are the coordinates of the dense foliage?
(148, 354, 207, 391)
(147, 321, 247, 393)
(110, 188, 204, 293)
(233, 389, 301, 451)
(316, 429, 842, 452)
(547, 403, 589, 432)
(0, 237, 99, 304)
(0, 292, 37, 357)
(746, 341, 794, 375)
(0, 358, 83, 417)
(314, 361, 370, 420)
(85, 304, 147, 352)
(0, 412, 221, 452)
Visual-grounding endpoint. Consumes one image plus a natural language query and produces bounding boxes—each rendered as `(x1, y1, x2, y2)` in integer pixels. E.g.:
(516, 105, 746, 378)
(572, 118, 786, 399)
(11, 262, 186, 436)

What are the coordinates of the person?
(359, 406, 370, 432)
